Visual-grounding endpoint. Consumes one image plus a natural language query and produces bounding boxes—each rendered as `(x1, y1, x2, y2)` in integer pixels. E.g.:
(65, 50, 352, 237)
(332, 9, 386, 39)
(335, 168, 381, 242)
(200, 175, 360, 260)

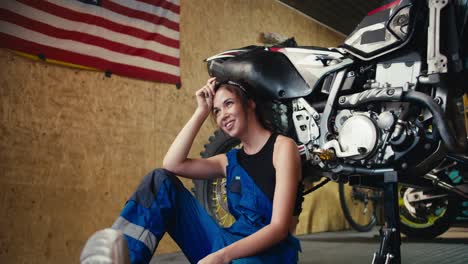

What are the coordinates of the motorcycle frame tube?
(317, 70, 347, 147)
(426, 0, 449, 75)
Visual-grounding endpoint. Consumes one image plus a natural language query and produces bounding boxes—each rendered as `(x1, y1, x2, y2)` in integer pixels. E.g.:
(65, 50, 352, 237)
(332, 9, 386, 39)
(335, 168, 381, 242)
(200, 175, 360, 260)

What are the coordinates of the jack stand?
(372, 171, 401, 264)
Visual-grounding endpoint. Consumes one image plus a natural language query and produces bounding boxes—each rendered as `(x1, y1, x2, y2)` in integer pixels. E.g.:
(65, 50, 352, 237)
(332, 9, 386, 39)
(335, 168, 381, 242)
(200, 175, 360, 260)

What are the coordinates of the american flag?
(0, 0, 180, 84)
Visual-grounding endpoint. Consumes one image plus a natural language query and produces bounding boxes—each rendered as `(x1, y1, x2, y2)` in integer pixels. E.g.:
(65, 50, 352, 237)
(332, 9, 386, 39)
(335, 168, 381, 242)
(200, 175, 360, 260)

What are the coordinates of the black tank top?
(237, 133, 303, 216)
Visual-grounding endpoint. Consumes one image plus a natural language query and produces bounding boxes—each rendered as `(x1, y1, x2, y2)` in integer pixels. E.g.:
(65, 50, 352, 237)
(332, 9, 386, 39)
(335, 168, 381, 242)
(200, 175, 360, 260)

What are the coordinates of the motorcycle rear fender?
(207, 47, 353, 100)
(207, 48, 312, 100)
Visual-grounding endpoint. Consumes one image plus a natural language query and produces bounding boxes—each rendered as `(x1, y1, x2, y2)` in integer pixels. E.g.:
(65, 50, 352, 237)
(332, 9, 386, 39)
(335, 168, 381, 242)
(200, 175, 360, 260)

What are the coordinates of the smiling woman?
(212, 83, 252, 138)
(81, 78, 302, 264)
(212, 81, 274, 134)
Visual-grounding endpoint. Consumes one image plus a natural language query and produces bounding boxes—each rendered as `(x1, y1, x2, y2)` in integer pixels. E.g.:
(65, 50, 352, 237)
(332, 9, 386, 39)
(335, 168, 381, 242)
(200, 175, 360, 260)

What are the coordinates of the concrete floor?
(151, 227, 468, 264)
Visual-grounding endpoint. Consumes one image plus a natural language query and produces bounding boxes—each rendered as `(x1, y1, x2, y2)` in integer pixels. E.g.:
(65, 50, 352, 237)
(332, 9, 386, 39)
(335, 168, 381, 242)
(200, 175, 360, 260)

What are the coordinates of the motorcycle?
(194, 0, 468, 263)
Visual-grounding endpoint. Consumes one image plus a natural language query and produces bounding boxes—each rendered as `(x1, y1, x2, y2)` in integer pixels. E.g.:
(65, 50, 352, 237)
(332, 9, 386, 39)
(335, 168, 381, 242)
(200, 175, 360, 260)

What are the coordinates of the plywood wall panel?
(0, 0, 346, 262)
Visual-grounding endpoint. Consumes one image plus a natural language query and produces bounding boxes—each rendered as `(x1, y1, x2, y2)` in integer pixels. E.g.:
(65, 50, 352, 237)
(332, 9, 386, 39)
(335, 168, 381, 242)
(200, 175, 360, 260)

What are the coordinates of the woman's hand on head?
(195, 77, 217, 116)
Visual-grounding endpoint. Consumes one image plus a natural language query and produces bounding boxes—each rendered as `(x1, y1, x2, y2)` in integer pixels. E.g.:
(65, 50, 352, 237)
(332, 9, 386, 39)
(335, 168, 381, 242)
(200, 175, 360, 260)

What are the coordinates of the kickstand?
(372, 171, 401, 264)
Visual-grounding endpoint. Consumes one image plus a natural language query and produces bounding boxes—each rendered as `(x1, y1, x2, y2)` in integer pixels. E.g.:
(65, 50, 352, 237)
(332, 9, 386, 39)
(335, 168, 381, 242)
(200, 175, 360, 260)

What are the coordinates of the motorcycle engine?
(292, 53, 424, 167)
(333, 110, 379, 160)
(293, 100, 396, 164)
(323, 55, 423, 164)
(319, 109, 402, 165)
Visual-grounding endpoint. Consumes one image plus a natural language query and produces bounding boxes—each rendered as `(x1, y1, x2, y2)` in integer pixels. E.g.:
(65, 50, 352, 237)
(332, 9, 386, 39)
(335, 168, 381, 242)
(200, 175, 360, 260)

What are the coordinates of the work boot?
(80, 228, 130, 264)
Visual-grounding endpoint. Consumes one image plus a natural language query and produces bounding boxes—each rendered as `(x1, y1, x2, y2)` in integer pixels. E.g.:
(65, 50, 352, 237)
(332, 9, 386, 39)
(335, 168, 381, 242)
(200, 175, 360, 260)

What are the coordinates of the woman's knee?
(148, 168, 173, 180)
(150, 168, 183, 186)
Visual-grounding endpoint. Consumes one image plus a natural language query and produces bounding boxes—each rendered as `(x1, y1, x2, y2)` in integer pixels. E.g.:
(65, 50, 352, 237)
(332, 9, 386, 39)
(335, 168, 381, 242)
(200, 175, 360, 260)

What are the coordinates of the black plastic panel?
(208, 49, 312, 100)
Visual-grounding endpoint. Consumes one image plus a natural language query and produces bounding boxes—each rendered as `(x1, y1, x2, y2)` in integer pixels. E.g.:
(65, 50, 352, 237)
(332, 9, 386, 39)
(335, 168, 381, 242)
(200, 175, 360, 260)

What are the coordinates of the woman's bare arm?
(163, 78, 226, 180)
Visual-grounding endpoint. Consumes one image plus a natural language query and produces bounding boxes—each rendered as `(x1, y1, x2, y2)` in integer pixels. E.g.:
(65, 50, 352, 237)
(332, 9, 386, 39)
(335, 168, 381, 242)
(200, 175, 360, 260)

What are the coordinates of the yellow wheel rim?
(398, 185, 447, 228)
(208, 143, 242, 227)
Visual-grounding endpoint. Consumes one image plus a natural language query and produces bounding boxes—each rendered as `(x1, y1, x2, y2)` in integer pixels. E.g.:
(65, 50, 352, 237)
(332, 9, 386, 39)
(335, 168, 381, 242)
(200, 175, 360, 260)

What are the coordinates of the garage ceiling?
(278, 0, 383, 36)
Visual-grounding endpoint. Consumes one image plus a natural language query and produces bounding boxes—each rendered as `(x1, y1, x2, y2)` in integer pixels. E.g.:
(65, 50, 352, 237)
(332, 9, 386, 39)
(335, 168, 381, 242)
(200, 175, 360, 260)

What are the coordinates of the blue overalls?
(112, 149, 301, 264)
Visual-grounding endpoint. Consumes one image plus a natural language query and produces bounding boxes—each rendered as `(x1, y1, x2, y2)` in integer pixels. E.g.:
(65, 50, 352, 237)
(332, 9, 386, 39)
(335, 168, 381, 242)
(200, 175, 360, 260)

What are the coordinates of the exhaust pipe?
(402, 90, 467, 154)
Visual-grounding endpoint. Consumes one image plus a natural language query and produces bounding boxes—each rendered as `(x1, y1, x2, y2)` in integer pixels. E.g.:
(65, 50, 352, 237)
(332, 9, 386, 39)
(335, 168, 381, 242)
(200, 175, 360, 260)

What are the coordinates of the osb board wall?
(0, 0, 347, 262)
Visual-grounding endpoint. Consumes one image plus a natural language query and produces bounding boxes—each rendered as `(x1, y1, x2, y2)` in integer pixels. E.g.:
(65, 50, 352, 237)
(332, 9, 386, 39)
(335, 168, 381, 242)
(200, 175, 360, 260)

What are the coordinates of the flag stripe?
(135, 0, 180, 14)
(19, 0, 179, 43)
(3, 1, 179, 56)
(102, 0, 179, 31)
(107, 0, 179, 23)
(0, 9, 179, 66)
(43, 0, 179, 40)
(0, 33, 180, 83)
(0, 21, 179, 76)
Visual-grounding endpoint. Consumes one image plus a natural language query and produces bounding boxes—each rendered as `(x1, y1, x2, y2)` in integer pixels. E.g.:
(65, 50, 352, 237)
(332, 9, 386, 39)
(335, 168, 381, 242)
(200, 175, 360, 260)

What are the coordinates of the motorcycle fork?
(372, 172, 401, 264)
